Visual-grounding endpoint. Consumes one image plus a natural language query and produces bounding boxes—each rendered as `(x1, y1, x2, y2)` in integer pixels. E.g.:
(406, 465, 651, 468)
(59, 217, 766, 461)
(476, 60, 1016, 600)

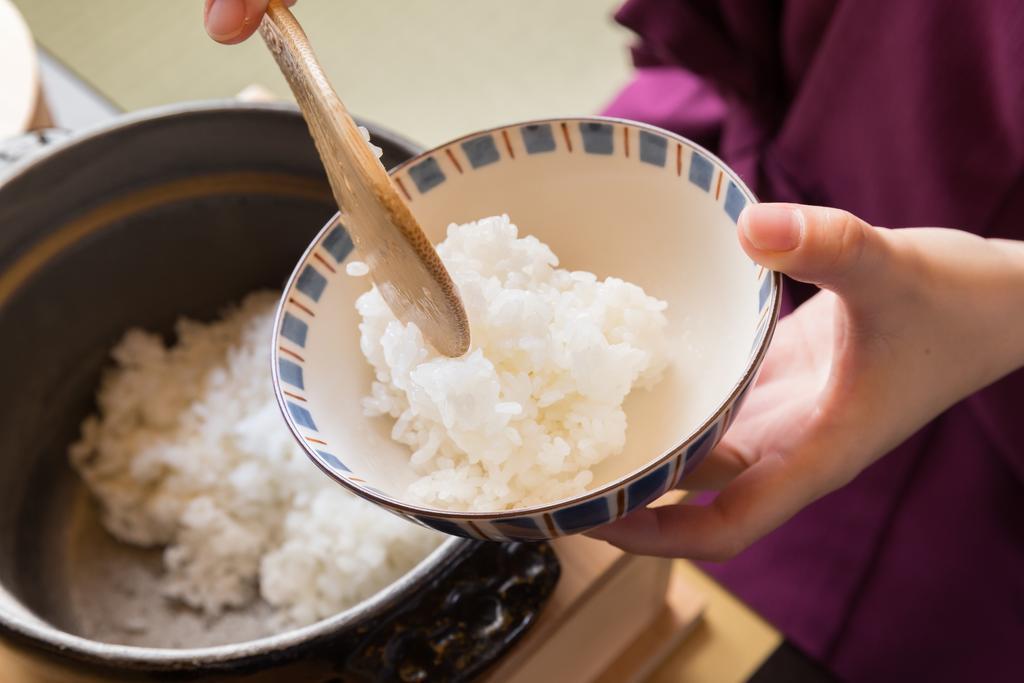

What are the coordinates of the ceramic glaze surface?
(273, 117, 781, 540)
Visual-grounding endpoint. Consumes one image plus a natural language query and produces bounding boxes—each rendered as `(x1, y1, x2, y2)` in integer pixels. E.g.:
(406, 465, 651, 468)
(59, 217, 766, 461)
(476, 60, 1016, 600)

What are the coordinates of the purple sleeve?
(601, 66, 726, 153)
(599, 0, 794, 188)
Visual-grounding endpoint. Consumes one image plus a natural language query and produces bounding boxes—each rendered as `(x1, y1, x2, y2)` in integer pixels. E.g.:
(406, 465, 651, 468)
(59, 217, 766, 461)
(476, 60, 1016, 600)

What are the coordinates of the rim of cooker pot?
(0, 98, 424, 187)
(0, 538, 466, 667)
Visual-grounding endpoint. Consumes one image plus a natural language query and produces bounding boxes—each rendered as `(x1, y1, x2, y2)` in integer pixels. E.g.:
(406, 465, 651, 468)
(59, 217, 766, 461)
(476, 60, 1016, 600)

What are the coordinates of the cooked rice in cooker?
(70, 292, 442, 626)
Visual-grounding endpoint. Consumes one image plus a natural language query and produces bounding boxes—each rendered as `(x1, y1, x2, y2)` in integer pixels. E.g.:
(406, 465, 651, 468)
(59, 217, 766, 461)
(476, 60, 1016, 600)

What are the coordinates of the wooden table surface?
(2, 2, 785, 680)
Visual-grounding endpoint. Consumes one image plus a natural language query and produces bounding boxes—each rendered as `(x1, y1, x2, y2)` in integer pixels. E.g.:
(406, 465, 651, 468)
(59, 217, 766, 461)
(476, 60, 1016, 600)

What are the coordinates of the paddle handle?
(259, 0, 388, 227)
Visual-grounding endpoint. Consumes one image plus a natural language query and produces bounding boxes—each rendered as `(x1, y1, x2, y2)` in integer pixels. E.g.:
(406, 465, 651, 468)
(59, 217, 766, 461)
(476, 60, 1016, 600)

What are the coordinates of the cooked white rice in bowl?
(356, 215, 670, 512)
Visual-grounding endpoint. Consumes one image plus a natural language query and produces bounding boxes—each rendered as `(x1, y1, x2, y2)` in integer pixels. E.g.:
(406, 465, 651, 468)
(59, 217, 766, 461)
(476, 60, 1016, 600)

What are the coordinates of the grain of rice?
(345, 260, 370, 277)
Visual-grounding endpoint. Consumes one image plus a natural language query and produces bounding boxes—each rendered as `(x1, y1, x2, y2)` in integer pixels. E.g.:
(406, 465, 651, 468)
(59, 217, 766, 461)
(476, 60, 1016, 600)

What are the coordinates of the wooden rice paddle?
(259, 0, 470, 357)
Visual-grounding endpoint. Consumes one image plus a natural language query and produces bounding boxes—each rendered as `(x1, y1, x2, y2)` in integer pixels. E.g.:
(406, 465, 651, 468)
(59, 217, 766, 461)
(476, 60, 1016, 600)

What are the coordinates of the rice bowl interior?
(275, 118, 777, 530)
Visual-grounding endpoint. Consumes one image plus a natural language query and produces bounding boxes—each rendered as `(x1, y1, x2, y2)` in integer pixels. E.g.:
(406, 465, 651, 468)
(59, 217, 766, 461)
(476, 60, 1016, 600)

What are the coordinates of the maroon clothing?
(603, 2, 1024, 681)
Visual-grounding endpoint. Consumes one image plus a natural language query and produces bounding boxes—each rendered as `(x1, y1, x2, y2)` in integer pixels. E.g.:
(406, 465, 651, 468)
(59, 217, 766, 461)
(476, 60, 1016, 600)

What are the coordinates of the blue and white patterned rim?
(271, 116, 782, 538)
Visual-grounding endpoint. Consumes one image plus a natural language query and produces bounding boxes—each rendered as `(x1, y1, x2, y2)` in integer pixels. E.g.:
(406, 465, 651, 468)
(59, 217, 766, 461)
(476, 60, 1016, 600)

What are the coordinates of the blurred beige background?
(13, 0, 634, 147)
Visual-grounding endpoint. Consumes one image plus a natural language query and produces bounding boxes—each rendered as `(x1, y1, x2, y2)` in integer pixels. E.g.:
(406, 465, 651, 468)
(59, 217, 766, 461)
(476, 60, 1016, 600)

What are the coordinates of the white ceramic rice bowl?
(272, 117, 781, 541)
